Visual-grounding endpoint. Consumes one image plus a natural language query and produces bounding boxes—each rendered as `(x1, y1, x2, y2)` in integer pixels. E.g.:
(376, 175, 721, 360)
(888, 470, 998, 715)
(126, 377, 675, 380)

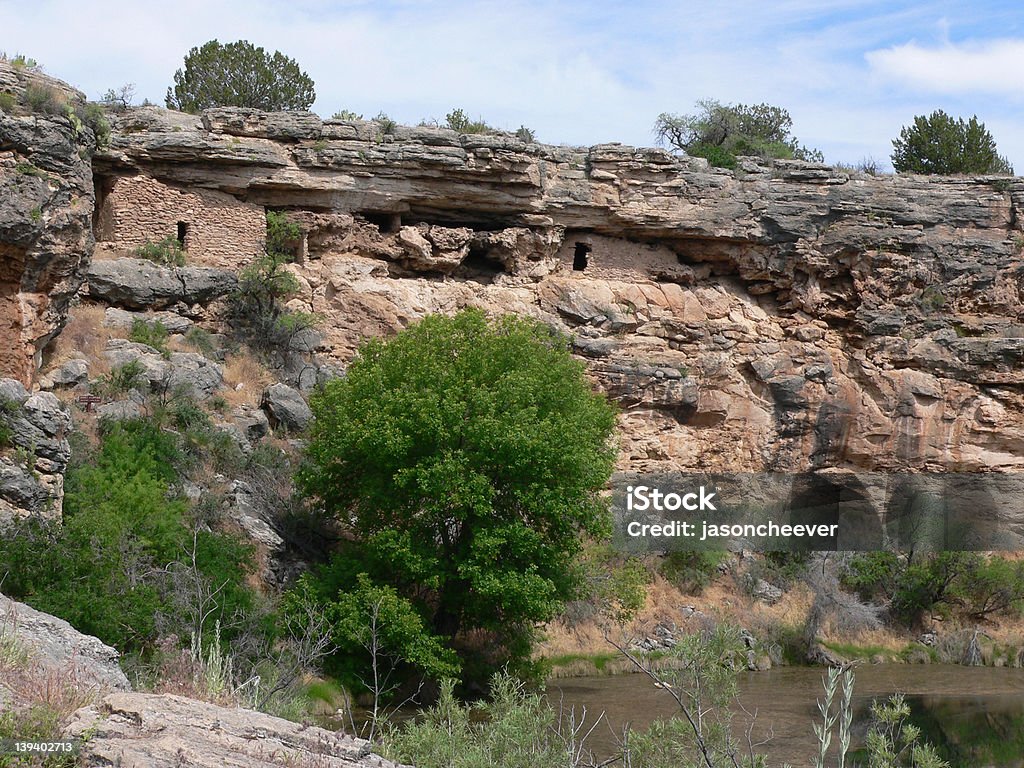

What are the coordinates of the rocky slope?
(92, 107, 1024, 478)
(0, 62, 95, 386)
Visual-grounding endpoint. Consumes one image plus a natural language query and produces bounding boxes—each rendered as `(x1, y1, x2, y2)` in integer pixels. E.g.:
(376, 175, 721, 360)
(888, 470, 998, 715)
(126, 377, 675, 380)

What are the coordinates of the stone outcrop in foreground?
(0, 592, 130, 692)
(65, 692, 402, 768)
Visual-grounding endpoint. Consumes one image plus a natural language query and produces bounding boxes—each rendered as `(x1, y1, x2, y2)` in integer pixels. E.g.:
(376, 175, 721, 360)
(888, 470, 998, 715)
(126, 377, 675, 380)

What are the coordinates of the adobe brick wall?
(95, 175, 266, 269)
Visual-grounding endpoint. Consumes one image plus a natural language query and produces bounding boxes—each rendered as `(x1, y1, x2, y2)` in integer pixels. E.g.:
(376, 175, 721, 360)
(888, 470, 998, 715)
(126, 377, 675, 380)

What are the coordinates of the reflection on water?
(548, 665, 1024, 767)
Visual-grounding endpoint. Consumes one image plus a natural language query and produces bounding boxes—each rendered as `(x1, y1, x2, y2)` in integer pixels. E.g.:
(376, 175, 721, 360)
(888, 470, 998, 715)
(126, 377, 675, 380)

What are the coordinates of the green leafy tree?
(654, 99, 823, 168)
(165, 39, 315, 113)
(891, 110, 1013, 175)
(300, 309, 617, 685)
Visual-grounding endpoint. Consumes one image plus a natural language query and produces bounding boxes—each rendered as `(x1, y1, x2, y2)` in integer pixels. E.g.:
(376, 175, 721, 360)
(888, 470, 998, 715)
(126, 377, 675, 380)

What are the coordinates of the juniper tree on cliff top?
(891, 110, 1013, 175)
(166, 39, 315, 113)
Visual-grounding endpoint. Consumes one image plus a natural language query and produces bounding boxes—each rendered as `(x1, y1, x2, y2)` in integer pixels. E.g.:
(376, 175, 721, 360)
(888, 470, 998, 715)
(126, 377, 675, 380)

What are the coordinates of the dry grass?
(45, 302, 122, 377)
(221, 350, 274, 407)
(0, 604, 103, 749)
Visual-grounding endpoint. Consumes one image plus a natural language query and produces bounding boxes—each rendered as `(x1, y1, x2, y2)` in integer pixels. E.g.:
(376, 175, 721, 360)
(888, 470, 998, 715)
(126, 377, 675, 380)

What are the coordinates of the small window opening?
(573, 242, 591, 271)
(176, 221, 189, 246)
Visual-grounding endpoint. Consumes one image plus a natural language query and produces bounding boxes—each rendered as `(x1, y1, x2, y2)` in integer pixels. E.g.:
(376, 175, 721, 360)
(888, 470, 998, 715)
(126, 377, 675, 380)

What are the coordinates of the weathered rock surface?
(86, 257, 237, 309)
(103, 338, 223, 399)
(75, 106, 1024, 496)
(261, 382, 312, 432)
(0, 378, 72, 521)
(0, 62, 95, 385)
(0, 592, 130, 691)
(64, 692, 400, 768)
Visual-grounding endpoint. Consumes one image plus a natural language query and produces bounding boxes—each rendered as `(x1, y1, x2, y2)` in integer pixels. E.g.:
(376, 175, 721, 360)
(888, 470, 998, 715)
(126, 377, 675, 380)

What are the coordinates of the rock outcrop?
(90, 107, 1024, 480)
(64, 692, 401, 768)
(0, 377, 72, 521)
(0, 592, 130, 691)
(0, 61, 96, 386)
(86, 256, 237, 309)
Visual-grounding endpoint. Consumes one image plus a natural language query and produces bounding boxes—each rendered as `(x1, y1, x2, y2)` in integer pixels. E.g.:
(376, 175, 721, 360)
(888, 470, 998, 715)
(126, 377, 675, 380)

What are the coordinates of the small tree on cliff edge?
(891, 110, 1013, 175)
(166, 39, 315, 113)
(298, 310, 617, 686)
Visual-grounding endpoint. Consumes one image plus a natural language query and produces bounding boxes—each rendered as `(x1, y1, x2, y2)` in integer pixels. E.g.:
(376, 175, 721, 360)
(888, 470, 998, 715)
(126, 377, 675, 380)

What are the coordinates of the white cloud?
(866, 38, 1024, 97)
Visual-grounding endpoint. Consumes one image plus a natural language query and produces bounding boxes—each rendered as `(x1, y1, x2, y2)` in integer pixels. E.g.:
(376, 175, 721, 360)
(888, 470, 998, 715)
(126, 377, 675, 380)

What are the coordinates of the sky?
(4, 0, 1024, 169)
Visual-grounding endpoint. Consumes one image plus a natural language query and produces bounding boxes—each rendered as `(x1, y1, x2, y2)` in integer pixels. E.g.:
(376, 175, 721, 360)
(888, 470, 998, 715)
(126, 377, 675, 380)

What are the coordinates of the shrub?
(134, 236, 186, 266)
(373, 112, 398, 136)
(229, 252, 318, 360)
(892, 110, 1012, 175)
(332, 109, 362, 120)
(97, 359, 146, 397)
(129, 319, 171, 357)
(23, 83, 66, 115)
(0, 419, 256, 654)
(265, 210, 303, 260)
(655, 99, 823, 168)
(0, 91, 14, 112)
(76, 102, 111, 147)
(445, 108, 490, 135)
(165, 39, 315, 112)
(515, 125, 536, 143)
(99, 83, 135, 110)
(0, 395, 17, 449)
(660, 550, 727, 595)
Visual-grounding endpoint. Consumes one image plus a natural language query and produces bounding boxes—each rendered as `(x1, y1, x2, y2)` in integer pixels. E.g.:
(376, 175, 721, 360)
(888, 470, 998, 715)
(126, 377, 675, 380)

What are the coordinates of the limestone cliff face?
(90, 108, 1024, 475)
(0, 62, 95, 386)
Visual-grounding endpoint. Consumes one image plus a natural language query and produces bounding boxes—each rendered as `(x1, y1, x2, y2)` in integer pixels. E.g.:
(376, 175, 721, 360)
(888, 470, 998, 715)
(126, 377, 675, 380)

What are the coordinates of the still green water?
(548, 665, 1024, 767)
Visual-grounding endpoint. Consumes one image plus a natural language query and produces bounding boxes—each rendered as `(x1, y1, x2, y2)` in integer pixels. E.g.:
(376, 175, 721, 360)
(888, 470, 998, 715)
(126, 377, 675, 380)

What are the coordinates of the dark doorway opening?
(176, 221, 189, 246)
(573, 242, 591, 271)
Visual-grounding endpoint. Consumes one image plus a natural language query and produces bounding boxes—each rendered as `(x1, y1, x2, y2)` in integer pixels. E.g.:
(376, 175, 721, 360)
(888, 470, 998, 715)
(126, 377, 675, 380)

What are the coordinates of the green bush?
(0, 419, 255, 654)
(76, 102, 110, 147)
(98, 359, 146, 397)
(130, 319, 171, 357)
(655, 99, 823, 169)
(229, 252, 318, 359)
(0, 92, 14, 112)
(445, 108, 490, 135)
(23, 84, 66, 115)
(660, 551, 727, 594)
(265, 210, 303, 260)
(134, 236, 186, 266)
(0, 395, 17, 449)
(382, 674, 567, 768)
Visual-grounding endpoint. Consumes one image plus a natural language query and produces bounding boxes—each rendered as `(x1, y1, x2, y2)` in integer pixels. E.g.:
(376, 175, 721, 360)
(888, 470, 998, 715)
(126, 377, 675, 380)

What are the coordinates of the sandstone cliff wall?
(0, 63, 95, 385)
(89, 107, 1024, 477)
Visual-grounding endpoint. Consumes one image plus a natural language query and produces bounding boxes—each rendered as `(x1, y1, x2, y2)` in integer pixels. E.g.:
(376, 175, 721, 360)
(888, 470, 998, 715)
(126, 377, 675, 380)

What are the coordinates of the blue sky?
(4, 0, 1024, 169)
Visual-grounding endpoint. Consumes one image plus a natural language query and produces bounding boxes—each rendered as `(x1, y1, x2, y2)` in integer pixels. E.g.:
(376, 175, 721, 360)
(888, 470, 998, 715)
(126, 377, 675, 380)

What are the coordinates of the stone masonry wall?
(95, 174, 265, 269)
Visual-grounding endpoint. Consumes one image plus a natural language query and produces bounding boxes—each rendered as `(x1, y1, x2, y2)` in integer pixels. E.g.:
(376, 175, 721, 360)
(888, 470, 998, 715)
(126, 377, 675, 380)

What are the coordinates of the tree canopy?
(165, 39, 315, 113)
(654, 99, 823, 168)
(298, 309, 617, 686)
(891, 110, 1013, 175)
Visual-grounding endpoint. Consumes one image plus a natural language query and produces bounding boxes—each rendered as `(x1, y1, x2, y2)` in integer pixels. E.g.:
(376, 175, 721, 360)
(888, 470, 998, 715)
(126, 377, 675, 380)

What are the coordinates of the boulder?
(0, 592, 130, 691)
(103, 307, 193, 334)
(261, 383, 312, 432)
(39, 358, 89, 389)
(64, 692, 400, 768)
(86, 258, 237, 309)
